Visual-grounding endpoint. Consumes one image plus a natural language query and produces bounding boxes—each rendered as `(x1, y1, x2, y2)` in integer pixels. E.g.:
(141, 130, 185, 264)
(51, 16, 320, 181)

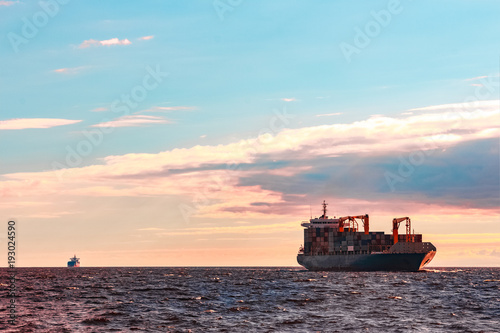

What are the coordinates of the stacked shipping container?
(303, 228, 423, 255)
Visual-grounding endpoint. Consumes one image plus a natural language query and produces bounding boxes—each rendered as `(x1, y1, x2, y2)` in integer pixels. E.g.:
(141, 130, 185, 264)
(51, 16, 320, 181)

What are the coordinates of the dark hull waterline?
(297, 250, 436, 272)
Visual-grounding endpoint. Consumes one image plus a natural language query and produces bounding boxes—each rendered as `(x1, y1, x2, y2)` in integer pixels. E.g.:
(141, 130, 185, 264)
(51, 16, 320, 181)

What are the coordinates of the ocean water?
(0, 267, 498, 332)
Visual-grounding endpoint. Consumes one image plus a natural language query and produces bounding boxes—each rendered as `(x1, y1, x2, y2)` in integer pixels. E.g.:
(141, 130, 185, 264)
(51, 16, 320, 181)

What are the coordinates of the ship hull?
(297, 250, 436, 272)
(67, 262, 80, 267)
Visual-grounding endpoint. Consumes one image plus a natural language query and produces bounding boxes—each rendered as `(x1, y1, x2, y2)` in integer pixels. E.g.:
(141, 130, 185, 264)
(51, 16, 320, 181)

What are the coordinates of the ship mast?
(321, 200, 328, 218)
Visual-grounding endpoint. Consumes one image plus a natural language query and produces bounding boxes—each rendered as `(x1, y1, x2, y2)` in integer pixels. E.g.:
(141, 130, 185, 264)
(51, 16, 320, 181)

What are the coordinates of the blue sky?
(0, 0, 499, 266)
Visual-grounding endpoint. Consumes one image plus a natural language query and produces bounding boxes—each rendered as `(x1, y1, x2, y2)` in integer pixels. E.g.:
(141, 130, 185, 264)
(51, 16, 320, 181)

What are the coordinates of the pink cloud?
(0, 118, 81, 130)
(464, 75, 488, 81)
(91, 115, 170, 128)
(281, 98, 296, 102)
(91, 107, 108, 112)
(1, 100, 499, 220)
(0, 0, 18, 6)
(139, 35, 154, 41)
(137, 106, 195, 113)
(53, 66, 87, 75)
(54, 68, 71, 74)
(79, 38, 132, 49)
(264, 166, 313, 177)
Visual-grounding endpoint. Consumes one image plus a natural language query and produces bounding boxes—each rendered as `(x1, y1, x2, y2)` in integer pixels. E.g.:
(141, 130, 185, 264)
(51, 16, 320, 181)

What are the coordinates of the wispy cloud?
(464, 75, 488, 81)
(79, 38, 132, 49)
(136, 106, 195, 113)
(91, 107, 108, 112)
(408, 99, 498, 113)
(281, 98, 296, 102)
(315, 112, 342, 117)
(53, 66, 88, 75)
(139, 35, 154, 41)
(0, 118, 81, 130)
(91, 115, 170, 128)
(463, 74, 500, 87)
(464, 74, 499, 81)
(0, 0, 18, 6)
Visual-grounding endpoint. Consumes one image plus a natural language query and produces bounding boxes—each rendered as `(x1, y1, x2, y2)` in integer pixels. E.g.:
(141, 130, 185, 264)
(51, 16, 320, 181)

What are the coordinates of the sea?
(0, 267, 498, 332)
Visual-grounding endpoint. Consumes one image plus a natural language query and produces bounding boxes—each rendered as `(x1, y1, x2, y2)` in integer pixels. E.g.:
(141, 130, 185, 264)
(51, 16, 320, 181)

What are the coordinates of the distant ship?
(297, 201, 436, 271)
(67, 255, 80, 267)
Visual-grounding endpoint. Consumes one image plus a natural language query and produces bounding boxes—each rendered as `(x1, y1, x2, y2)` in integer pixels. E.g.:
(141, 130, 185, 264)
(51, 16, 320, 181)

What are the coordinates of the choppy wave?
(0, 267, 498, 332)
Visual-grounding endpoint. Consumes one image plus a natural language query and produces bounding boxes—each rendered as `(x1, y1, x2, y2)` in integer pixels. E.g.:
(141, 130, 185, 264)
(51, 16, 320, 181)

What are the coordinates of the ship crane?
(351, 215, 369, 235)
(338, 215, 369, 234)
(338, 216, 354, 232)
(392, 217, 412, 244)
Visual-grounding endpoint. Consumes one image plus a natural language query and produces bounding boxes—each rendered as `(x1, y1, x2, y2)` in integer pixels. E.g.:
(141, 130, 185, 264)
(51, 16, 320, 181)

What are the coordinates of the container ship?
(297, 201, 436, 271)
(67, 255, 80, 267)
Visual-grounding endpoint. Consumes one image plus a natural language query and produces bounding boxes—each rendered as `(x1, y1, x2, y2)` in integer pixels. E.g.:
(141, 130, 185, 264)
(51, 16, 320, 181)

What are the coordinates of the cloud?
(137, 106, 195, 113)
(91, 115, 170, 128)
(53, 66, 88, 75)
(91, 107, 108, 112)
(464, 75, 488, 81)
(79, 38, 132, 49)
(408, 99, 498, 113)
(139, 35, 154, 41)
(1, 100, 498, 220)
(12, 102, 500, 171)
(0, 118, 81, 130)
(11, 100, 498, 177)
(0, 1, 18, 6)
(265, 166, 312, 177)
(316, 112, 342, 117)
(281, 98, 296, 102)
(239, 137, 499, 210)
(464, 74, 499, 82)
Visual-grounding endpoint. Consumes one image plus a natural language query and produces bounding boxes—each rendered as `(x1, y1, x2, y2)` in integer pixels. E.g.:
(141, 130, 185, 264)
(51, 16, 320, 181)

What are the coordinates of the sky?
(0, 0, 499, 267)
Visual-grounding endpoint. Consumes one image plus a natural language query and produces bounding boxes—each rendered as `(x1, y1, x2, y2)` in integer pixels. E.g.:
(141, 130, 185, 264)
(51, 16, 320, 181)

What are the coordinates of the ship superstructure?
(67, 255, 80, 267)
(297, 201, 436, 271)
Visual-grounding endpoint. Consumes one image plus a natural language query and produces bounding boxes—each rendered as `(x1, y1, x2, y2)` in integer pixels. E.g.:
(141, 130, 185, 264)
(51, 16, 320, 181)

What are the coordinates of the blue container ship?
(297, 201, 436, 271)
